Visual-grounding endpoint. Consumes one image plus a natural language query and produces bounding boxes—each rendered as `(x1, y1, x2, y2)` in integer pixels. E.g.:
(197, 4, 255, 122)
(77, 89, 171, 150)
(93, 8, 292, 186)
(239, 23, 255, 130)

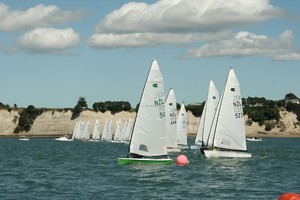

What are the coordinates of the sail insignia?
(139, 144, 148, 152)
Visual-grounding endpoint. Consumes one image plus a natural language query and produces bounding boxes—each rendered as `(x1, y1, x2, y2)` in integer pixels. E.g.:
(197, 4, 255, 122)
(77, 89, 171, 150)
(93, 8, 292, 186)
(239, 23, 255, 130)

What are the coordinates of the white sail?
(177, 104, 188, 146)
(122, 120, 129, 140)
(74, 121, 83, 139)
(81, 121, 90, 140)
(209, 68, 247, 151)
(92, 119, 100, 140)
(165, 89, 178, 148)
(195, 80, 219, 146)
(71, 122, 78, 139)
(101, 119, 112, 141)
(114, 119, 123, 141)
(123, 119, 133, 142)
(129, 59, 167, 157)
(109, 120, 113, 140)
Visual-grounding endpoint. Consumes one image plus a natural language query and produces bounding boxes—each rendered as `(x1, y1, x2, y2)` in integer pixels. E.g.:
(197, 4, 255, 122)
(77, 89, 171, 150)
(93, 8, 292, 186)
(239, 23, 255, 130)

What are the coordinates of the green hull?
(118, 158, 174, 165)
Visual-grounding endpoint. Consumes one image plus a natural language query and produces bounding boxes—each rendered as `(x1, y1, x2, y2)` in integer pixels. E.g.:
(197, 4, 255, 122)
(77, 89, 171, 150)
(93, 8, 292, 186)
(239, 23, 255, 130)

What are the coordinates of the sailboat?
(81, 121, 91, 141)
(202, 68, 251, 158)
(190, 80, 219, 150)
(71, 122, 78, 140)
(19, 136, 29, 141)
(90, 119, 100, 142)
(118, 59, 173, 165)
(101, 119, 112, 141)
(165, 89, 180, 152)
(112, 119, 123, 143)
(74, 121, 84, 140)
(55, 121, 77, 141)
(246, 137, 262, 142)
(177, 104, 188, 149)
(122, 118, 133, 144)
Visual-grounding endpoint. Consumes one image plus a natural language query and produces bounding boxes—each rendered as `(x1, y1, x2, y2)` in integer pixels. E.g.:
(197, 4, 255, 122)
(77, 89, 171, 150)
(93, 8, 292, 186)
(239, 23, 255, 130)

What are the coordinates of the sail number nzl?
(233, 95, 243, 119)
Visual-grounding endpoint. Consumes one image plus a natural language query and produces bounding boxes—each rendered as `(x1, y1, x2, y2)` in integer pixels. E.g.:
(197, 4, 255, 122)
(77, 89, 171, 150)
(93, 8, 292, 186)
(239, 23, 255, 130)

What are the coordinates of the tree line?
(71, 97, 133, 120)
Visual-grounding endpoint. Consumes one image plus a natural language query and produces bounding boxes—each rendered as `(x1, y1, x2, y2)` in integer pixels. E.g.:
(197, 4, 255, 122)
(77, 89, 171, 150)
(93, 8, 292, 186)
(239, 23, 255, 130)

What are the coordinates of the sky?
(0, 0, 299, 108)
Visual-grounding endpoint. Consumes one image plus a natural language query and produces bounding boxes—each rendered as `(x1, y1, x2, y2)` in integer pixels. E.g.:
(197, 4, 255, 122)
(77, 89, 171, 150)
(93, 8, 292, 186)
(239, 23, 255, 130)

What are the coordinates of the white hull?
(19, 138, 29, 141)
(111, 140, 123, 143)
(118, 157, 173, 165)
(246, 137, 262, 142)
(55, 136, 73, 142)
(204, 149, 252, 158)
(89, 139, 100, 142)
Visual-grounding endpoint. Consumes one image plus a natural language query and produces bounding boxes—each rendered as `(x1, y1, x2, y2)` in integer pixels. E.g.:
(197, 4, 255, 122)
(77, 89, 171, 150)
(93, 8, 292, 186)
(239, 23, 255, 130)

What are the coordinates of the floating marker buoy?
(176, 154, 189, 166)
(278, 193, 300, 200)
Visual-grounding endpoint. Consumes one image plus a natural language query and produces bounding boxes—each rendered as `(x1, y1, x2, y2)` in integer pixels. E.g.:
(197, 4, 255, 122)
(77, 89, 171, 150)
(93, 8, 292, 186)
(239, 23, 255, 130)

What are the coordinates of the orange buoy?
(176, 154, 189, 166)
(278, 193, 300, 200)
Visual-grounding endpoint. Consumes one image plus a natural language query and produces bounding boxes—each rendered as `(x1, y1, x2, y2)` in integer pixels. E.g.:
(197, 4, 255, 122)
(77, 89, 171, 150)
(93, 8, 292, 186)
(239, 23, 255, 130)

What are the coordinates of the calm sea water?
(0, 137, 299, 200)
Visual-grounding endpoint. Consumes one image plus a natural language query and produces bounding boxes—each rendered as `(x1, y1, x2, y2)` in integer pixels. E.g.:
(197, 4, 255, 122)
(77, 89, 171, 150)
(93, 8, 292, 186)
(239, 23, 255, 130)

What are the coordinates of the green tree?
(77, 97, 88, 108)
(185, 102, 205, 117)
(71, 97, 88, 120)
(286, 102, 300, 121)
(285, 93, 298, 100)
(14, 105, 43, 133)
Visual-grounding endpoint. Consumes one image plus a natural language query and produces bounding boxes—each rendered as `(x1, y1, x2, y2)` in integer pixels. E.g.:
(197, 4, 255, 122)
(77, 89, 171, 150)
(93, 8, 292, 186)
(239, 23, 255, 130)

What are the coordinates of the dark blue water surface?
(0, 137, 299, 199)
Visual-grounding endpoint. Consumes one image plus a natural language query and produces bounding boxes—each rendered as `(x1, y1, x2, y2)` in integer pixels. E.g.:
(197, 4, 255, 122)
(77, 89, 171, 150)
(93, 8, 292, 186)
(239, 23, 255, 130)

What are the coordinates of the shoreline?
(1, 132, 300, 139)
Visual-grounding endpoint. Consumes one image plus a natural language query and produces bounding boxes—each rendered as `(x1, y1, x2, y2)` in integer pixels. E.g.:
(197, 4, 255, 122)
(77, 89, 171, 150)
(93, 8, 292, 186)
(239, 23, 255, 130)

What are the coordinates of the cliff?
(0, 109, 299, 137)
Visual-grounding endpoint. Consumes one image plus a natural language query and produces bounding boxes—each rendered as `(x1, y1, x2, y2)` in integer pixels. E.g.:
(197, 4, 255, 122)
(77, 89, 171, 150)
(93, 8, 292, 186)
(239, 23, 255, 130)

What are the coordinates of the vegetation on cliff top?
(0, 93, 299, 133)
(71, 97, 133, 120)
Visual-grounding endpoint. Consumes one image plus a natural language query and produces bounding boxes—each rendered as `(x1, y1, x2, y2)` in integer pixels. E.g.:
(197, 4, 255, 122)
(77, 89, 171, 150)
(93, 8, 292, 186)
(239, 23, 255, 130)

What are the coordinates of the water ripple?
(0, 138, 299, 199)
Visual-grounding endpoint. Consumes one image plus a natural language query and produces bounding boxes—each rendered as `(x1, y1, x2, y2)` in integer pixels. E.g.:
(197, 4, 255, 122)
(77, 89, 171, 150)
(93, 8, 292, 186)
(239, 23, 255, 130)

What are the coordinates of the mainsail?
(195, 80, 219, 146)
(165, 89, 178, 148)
(129, 59, 167, 157)
(209, 69, 247, 151)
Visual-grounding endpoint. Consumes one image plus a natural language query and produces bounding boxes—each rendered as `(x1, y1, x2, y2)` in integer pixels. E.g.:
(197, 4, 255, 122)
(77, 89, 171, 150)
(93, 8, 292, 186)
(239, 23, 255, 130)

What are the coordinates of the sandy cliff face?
(28, 110, 136, 136)
(0, 109, 299, 136)
(0, 110, 19, 135)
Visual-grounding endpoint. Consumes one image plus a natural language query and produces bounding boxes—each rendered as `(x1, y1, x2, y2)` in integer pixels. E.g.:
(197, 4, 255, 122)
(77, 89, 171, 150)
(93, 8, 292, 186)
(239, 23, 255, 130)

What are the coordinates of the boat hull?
(204, 149, 252, 158)
(246, 138, 262, 142)
(88, 139, 100, 142)
(118, 158, 174, 165)
(55, 138, 73, 142)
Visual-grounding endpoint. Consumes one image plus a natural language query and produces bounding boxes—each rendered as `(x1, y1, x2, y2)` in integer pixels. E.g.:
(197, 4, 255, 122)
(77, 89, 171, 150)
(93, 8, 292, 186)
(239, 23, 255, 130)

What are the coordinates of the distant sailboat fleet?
(55, 59, 252, 163)
(56, 118, 134, 143)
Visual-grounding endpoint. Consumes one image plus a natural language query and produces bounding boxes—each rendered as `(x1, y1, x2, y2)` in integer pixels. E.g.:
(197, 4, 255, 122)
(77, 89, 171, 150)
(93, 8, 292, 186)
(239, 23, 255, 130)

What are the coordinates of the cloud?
(0, 3, 85, 32)
(87, 31, 231, 48)
(96, 0, 283, 34)
(88, 0, 283, 48)
(181, 30, 300, 61)
(19, 28, 80, 54)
